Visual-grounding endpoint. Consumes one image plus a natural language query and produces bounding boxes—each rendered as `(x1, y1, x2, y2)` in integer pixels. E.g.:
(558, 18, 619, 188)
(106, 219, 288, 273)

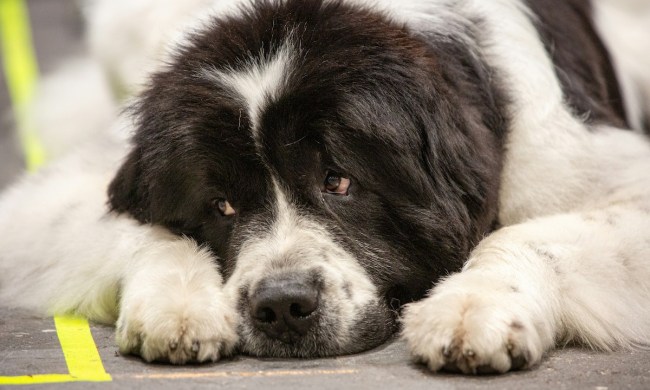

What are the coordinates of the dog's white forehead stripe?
(201, 41, 294, 139)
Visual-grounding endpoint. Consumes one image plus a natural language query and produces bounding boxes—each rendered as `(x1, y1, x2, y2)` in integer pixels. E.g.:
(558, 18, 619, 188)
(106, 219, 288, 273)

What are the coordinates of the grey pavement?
(2, 307, 650, 390)
(0, 1, 649, 389)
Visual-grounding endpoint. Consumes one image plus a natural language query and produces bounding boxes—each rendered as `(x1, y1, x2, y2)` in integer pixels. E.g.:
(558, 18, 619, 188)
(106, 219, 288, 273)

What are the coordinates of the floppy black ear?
(415, 39, 506, 249)
(108, 147, 152, 223)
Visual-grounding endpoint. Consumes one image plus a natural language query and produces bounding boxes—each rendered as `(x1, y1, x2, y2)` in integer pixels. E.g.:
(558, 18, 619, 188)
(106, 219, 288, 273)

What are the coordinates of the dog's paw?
(401, 274, 551, 374)
(115, 240, 239, 364)
(116, 294, 238, 364)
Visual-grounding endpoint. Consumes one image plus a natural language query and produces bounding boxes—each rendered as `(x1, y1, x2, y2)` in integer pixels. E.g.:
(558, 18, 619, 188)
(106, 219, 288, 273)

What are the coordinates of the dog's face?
(108, 0, 505, 357)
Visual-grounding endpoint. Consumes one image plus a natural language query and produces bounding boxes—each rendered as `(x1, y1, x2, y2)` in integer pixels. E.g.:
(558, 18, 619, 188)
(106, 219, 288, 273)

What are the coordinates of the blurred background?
(0, 0, 83, 190)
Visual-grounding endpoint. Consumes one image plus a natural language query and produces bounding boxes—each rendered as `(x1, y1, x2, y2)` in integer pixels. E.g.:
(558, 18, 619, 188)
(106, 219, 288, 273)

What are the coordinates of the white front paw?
(116, 240, 239, 364)
(401, 274, 552, 374)
(116, 289, 238, 364)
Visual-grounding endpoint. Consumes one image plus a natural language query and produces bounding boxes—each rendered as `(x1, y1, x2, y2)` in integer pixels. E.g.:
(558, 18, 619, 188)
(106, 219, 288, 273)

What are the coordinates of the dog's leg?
(116, 236, 239, 363)
(402, 197, 650, 374)
(0, 145, 239, 363)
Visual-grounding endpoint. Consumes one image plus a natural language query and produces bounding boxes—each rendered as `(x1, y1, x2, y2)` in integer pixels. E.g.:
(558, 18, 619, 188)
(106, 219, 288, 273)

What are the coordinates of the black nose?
(250, 274, 320, 344)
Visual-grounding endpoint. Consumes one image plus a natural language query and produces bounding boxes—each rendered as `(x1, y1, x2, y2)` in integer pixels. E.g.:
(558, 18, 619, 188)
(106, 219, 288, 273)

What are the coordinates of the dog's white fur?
(1, 0, 650, 371)
(595, 0, 650, 132)
(202, 41, 296, 140)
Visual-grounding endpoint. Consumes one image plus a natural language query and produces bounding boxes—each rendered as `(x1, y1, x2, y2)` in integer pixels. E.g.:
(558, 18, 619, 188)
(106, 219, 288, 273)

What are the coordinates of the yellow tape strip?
(0, 316, 112, 385)
(0, 0, 46, 171)
(0, 374, 85, 386)
(54, 316, 112, 382)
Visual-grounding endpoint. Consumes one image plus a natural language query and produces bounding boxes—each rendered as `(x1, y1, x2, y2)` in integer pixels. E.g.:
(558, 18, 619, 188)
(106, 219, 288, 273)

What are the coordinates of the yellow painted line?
(0, 316, 112, 385)
(128, 368, 359, 380)
(54, 316, 112, 382)
(0, 374, 84, 386)
(0, 0, 46, 171)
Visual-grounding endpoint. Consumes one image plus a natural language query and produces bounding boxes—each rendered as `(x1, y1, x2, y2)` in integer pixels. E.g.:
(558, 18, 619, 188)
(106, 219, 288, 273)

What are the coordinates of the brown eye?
(323, 171, 351, 196)
(212, 198, 236, 216)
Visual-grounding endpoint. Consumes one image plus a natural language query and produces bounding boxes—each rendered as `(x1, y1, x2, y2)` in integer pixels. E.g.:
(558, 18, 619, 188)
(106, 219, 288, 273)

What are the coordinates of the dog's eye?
(323, 171, 351, 196)
(212, 198, 236, 216)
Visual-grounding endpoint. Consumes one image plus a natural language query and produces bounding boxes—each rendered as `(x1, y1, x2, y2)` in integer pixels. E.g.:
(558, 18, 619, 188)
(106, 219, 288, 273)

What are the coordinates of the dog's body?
(1, 0, 650, 374)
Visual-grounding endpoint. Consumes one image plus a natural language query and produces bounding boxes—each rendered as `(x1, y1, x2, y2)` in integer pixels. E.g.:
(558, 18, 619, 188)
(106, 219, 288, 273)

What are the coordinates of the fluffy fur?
(1, 0, 650, 374)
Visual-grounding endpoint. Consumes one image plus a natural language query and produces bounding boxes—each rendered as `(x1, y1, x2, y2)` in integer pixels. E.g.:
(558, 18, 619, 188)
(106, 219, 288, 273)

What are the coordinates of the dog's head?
(108, 0, 505, 357)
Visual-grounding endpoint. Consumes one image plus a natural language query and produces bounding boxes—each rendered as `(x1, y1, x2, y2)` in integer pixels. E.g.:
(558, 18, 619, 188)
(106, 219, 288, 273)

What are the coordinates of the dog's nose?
(250, 274, 320, 343)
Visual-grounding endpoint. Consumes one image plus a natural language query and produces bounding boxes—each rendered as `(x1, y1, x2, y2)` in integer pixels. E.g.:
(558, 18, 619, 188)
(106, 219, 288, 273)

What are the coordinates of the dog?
(1, 0, 650, 375)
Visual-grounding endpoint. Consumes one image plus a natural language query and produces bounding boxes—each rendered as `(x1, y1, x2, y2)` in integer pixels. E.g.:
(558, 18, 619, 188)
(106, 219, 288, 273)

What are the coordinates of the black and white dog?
(1, 0, 650, 375)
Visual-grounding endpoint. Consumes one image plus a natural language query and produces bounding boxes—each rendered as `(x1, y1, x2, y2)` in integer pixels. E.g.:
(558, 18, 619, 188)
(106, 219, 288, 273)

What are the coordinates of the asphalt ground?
(0, 1, 649, 389)
(2, 308, 650, 390)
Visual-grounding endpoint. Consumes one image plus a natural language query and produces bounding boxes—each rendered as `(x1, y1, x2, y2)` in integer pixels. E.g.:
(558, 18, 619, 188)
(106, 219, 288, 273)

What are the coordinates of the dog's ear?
(108, 146, 152, 223)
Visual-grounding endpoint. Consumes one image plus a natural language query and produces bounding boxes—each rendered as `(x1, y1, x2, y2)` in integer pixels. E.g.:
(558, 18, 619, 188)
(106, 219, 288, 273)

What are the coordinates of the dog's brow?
(200, 41, 295, 146)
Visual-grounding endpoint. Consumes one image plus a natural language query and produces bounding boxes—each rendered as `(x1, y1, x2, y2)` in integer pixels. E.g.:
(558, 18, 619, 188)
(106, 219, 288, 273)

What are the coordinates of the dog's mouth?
(231, 272, 398, 358)
(237, 300, 398, 358)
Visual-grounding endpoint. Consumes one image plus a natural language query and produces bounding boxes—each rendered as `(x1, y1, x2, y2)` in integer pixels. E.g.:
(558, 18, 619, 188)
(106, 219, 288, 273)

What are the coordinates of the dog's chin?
(238, 301, 398, 358)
